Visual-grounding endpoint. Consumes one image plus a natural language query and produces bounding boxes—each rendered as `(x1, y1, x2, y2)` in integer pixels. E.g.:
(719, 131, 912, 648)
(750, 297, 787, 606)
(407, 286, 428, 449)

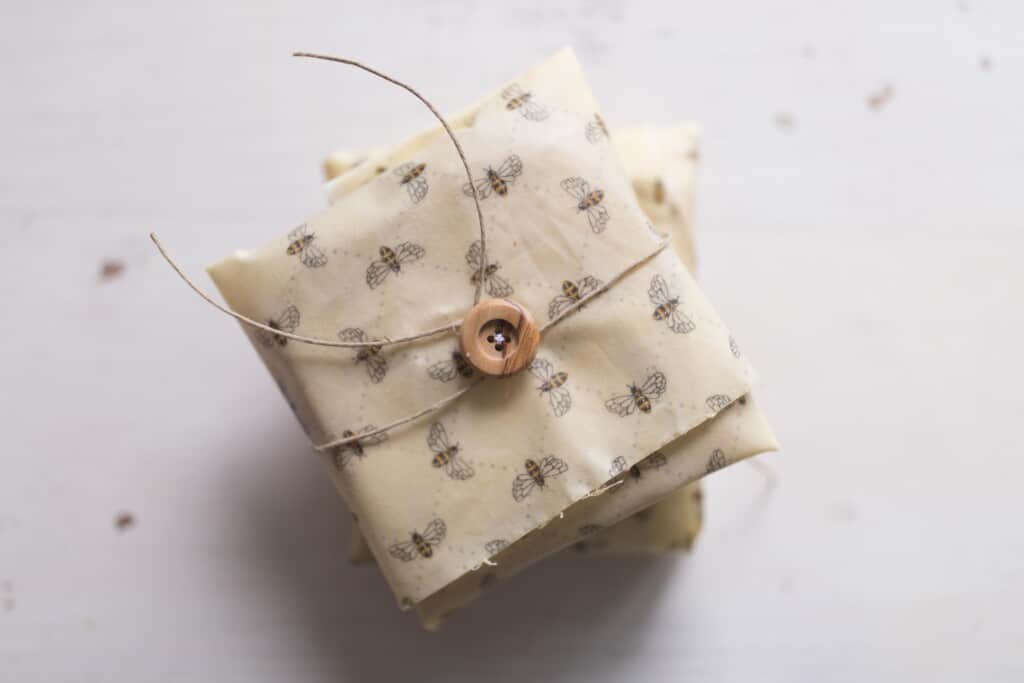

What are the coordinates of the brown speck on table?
(114, 511, 135, 532)
(774, 112, 796, 130)
(866, 85, 894, 111)
(980, 56, 992, 71)
(99, 259, 125, 282)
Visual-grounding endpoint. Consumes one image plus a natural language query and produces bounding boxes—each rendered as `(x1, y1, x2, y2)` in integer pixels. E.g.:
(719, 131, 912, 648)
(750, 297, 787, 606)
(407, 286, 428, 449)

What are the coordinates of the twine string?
(293, 52, 489, 306)
(151, 53, 489, 350)
(314, 238, 672, 451)
(318, 378, 487, 451)
(150, 233, 461, 348)
(149, 52, 674, 451)
(538, 239, 671, 334)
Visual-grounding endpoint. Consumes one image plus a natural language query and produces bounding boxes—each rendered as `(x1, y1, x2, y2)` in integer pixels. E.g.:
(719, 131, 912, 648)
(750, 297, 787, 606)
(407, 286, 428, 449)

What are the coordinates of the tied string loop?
(314, 238, 671, 451)
(149, 52, 673, 452)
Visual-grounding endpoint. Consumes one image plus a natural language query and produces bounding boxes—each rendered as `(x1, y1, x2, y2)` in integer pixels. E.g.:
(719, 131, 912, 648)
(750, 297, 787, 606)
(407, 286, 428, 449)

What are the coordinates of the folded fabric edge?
(415, 394, 779, 629)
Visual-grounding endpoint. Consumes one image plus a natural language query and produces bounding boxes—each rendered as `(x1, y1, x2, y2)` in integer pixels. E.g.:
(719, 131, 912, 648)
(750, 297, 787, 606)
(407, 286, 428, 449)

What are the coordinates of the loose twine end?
(152, 53, 490, 348)
(150, 232, 458, 349)
(292, 51, 490, 306)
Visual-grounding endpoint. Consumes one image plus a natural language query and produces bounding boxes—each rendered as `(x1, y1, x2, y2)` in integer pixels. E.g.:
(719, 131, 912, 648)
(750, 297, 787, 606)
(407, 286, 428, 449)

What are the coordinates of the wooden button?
(459, 299, 540, 377)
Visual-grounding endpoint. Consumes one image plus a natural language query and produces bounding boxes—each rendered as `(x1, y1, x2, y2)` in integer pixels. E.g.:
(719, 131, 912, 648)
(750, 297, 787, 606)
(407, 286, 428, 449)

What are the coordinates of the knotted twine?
(151, 52, 671, 450)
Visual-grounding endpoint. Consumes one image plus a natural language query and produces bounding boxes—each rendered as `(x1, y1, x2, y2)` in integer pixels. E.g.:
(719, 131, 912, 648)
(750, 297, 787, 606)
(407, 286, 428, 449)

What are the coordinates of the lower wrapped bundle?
(348, 480, 704, 566)
(417, 395, 774, 628)
(206, 48, 777, 627)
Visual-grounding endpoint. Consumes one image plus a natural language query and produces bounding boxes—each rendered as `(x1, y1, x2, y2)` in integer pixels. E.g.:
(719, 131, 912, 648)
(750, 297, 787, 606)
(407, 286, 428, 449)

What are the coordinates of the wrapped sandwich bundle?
(203, 49, 777, 628)
(325, 125, 708, 568)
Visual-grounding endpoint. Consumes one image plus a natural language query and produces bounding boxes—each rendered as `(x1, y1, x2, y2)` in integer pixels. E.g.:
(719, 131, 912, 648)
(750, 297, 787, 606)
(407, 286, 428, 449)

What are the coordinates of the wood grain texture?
(459, 298, 540, 376)
(1, 1, 1023, 682)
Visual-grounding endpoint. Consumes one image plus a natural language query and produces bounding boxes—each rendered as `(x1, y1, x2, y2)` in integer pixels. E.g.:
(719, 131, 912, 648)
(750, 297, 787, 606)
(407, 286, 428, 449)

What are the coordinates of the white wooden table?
(2, 1, 1022, 680)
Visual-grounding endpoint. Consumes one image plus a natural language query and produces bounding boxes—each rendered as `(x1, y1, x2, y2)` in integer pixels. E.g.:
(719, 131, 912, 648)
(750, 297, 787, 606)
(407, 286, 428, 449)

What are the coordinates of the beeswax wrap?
(418, 394, 774, 629)
(208, 48, 776, 611)
(347, 481, 703, 568)
(324, 124, 707, 563)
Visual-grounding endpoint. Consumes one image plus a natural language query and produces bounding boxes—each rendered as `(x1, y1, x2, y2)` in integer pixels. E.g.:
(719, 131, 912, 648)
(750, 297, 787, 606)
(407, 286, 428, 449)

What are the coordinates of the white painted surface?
(2, 1, 1022, 681)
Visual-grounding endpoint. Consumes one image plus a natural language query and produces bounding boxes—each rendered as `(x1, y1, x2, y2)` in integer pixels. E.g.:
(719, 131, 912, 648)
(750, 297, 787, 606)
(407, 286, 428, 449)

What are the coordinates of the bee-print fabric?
(256, 305, 300, 347)
(208, 48, 776, 610)
(336, 123, 718, 580)
(416, 394, 775, 629)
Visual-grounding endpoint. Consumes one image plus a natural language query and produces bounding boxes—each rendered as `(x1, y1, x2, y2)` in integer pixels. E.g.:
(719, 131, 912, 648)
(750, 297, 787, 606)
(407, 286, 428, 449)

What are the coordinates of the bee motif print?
(463, 154, 523, 199)
(465, 240, 514, 297)
(393, 162, 429, 203)
(584, 112, 609, 143)
(561, 176, 609, 233)
(256, 305, 300, 347)
(512, 455, 569, 502)
(605, 371, 668, 416)
(548, 275, 603, 320)
(706, 394, 732, 412)
(706, 449, 728, 474)
(501, 83, 549, 121)
(338, 328, 388, 383)
(649, 274, 695, 334)
(389, 518, 447, 562)
(529, 358, 572, 417)
(427, 422, 474, 480)
(331, 426, 388, 470)
(365, 242, 425, 289)
(609, 451, 668, 481)
(286, 224, 327, 268)
(428, 350, 475, 382)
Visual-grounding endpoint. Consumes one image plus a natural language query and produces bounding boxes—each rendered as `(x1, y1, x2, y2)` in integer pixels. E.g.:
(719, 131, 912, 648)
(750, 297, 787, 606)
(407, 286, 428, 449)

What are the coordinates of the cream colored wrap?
(208, 48, 777, 620)
(325, 124, 705, 564)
